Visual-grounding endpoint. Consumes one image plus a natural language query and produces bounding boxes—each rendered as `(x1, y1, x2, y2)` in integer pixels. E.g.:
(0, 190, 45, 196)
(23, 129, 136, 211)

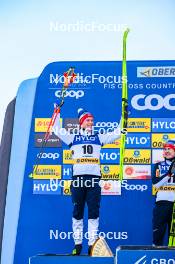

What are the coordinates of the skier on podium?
(152, 139, 175, 246)
(53, 106, 124, 255)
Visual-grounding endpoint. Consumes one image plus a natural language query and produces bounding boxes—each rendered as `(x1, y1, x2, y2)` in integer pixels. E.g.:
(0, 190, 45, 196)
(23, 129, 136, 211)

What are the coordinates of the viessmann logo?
(137, 66, 175, 78)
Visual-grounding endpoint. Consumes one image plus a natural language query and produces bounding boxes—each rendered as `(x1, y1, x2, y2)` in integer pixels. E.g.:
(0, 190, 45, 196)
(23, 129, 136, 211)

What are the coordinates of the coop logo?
(122, 180, 148, 192)
(94, 121, 120, 133)
(37, 152, 60, 160)
(137, 66, 175, 78)
(131, 94, 175, 111)
(55, 90, 84, 99)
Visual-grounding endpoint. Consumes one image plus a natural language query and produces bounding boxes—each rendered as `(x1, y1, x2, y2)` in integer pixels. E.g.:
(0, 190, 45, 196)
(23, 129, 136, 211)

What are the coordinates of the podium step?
(29, 255, 114, 264)
(116, 246, 175, 264)
(29, 247, 175, 264)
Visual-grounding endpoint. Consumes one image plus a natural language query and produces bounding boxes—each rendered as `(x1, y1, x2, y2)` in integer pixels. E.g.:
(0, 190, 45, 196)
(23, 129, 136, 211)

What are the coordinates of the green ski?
(119, 28, 130, 181)
(168, 200, 175, 246)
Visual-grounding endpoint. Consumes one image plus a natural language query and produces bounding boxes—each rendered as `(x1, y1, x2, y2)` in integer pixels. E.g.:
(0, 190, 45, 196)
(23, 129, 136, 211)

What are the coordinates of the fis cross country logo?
(137, 66, 175, 78)
(134, 255, 147, 264)
(131, 94, 175, 111)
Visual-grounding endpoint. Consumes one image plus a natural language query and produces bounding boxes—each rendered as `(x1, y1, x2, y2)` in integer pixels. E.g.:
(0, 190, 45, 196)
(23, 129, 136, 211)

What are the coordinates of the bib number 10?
(82, 145, 93, 154)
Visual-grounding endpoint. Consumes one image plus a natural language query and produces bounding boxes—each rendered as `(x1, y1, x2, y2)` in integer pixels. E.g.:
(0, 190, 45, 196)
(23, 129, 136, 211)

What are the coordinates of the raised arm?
(52, 108, 74, 146)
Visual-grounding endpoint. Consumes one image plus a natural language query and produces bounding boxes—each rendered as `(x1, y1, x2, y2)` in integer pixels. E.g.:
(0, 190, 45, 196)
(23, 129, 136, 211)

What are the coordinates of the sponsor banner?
(123, 149, 151, 164)
(152, 149, 164, 164)
(63, 150, 73, 164)
(137, 66, 175, 77)
(152, 133, 175, 148)
(127, 118, 151, 132)
(34, 150, 62, 164)
(63, 118, 79, 134)
(152, 185, 175, 195)
(33, 179, 62, 195)
(152, 185, 157, 195)
(75, 158, 99, 164)
(131, 94, 175, 111)
(125, 133, 151, 148)
(31, 165, 62, 179)
(100, 149, 120, 163)
(35, 118, 63, 132)
(124, 165, 151, 179)
(63, 180, 72, 195)
(116, 248, 175, 264)
(93, 121, 120, 134)
(62, 165, 72, 179)
(100, 180, 121, 195)
(63, 151, 99, 164)
(35, 133, 62, 147)
(104, 133, 151, 149)
(122, 180, 148, 192)
(101, 165, 120, 180)
(152, 118, 175, 132)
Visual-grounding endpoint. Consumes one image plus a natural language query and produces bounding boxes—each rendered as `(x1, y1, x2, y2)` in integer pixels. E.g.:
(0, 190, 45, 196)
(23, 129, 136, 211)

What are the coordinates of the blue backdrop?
(1, 61, 175, 264)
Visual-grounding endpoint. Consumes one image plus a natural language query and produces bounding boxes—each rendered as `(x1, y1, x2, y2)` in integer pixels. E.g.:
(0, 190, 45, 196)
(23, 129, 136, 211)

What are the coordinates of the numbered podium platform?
(29, 247, 175, 264)
(29, 255, 114, 264)
(116, 246, 175, 264)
